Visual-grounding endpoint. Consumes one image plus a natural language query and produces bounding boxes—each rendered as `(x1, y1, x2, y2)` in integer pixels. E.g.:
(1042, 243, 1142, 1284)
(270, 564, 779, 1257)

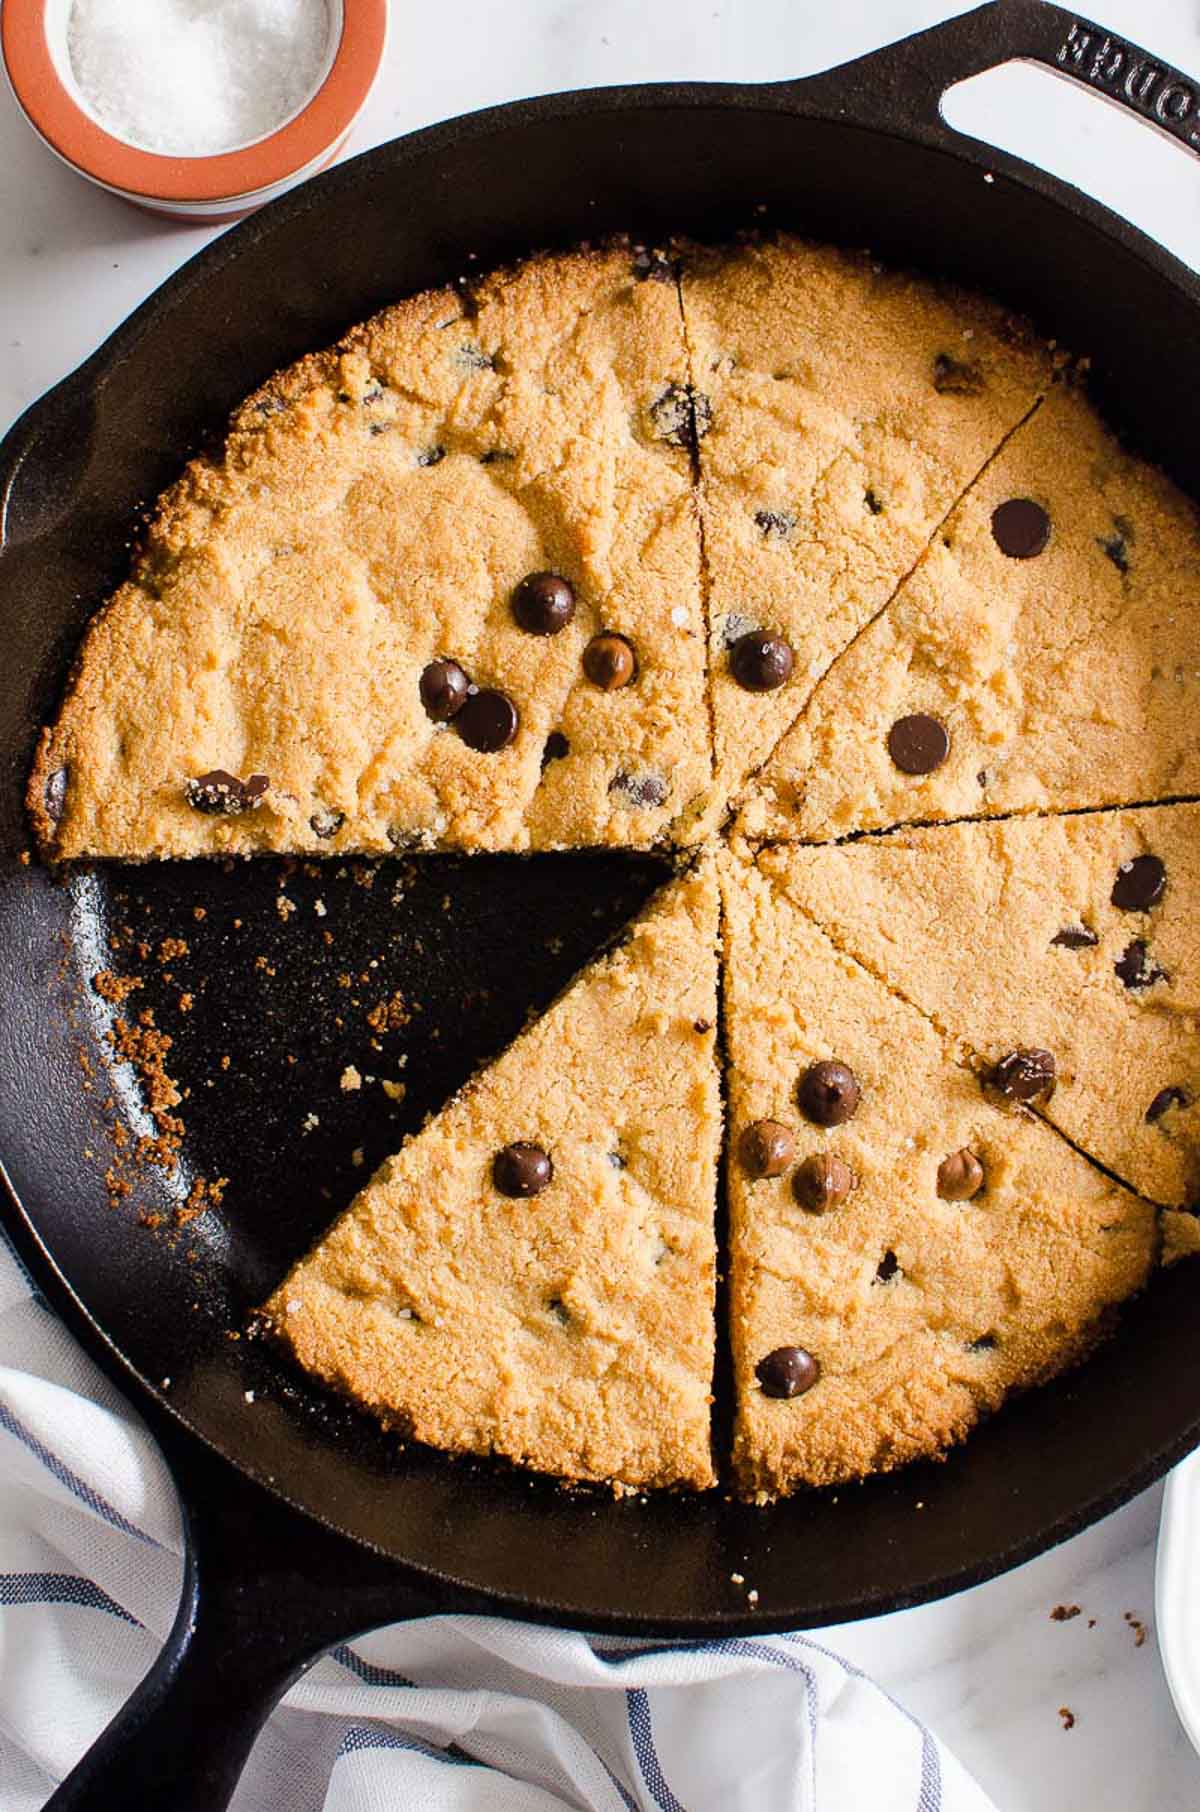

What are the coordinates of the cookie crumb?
(1058, 1707, 1075, 1731)
(340, 1065, 363, 1091)
(1051, 1604, 1081, 1622)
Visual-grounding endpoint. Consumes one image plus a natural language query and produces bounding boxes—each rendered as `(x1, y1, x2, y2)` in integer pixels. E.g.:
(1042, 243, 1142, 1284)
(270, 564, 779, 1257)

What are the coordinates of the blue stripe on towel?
(0, 1570, 138, 1625)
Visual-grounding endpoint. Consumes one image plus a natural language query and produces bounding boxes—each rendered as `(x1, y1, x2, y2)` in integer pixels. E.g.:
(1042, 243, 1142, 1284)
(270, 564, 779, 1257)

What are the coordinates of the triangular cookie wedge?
(678, 235, 1056, 818)
(738, 383, 1200, 840)
(32, 247, 710, 859)
(766, 805, 1200, 1206)
(265, 858, 720, 1490)
(720, 847, 1154, 1498)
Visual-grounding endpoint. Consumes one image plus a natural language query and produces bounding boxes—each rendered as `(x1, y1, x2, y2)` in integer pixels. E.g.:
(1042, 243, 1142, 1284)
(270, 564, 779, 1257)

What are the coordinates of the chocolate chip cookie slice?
(677, 234, 1056, 822)
(720, 847, 1153, 1498)
(738, 382, 1200, 840)
(265, 859, 720, 1490)
(768, 804, 1200, 1206)
(31, 248, 709, 859)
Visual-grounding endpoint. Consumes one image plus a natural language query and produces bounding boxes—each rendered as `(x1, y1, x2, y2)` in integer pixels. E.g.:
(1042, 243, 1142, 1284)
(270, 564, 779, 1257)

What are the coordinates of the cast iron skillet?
(4, 2, 1200, 1804)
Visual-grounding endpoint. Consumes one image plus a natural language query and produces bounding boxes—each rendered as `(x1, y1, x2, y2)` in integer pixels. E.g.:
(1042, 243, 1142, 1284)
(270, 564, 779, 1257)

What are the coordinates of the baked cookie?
(265, 858, 721, 1490)
(738, 383, 1200, 841)
(31, 248, 710, 859)
(678, 236, 1057, 820)
(720, 846, 1154, 1498)
(766, 804, 1200, 1206)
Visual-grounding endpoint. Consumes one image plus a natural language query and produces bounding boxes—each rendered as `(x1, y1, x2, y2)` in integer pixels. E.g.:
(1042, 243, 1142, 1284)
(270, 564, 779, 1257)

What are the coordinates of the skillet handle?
(787, 0, 1200, 163)
(44, 1417, 450, 1812)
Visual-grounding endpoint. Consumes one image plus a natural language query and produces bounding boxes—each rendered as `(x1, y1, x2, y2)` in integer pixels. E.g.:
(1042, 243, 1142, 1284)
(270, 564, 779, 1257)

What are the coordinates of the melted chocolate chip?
(887, 713, 950, 775)
(649, 383, 712, 449)
(542, 731, 570, 767)
(310, 808, 345, 839)
(419, 659, 470, 723)
(479, 448, 514, 466)
(864, 488, 884, 516)
(416, 445, 446, 467)
(1099, 531, 1129, 573)
(1114, 939, 1166, 991)
(1051, 925, 1098, 950)
(609, 771, 668, 809)
(933, 352, 985, 396)
(730, 631, 795, 693)
(456, 689, 519, 753)
(1111, 853, 1166, 912)
(632, 247, 675, 283)
(583, 633, 637, 690)
(513, 571, 576, 636)
(937, 1148, 985, 1201)
(754, 508, 797, 540)
(186, 770, 269, 816)
(792, 1152, 855, 1213)
(43, 766, 68, 824)
(1147, 1085, 1188, 1123)
(875, 1249, 901, 1283)
(991, 497, 1051, 558)
(967, 1333, 998, 1352)
(493, 1142, 553, 1197)
(739, 1119, 795, 1179)
(798, 1060, 861, 1127)
(986, 1048, 1056, 1104)
(756, 1346, 820, 1399)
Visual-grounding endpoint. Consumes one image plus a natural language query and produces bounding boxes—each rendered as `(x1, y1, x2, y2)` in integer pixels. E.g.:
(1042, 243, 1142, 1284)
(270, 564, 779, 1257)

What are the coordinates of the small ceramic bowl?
(1, 0, 387, 221)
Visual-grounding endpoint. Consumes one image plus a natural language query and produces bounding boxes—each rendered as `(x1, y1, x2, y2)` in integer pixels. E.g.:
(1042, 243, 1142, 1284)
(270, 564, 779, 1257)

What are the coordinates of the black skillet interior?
(4, 0, 1200, 1655)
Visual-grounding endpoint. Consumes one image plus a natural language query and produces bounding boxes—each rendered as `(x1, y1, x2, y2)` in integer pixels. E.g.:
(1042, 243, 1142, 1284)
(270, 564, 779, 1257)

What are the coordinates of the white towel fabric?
(0, 1232, 996, 1812)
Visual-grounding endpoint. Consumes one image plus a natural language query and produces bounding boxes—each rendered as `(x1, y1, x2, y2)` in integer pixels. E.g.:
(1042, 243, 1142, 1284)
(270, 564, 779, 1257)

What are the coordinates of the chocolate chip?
(933, 352, 985, 395)
(649, 383, 711, 449)
(1051, 925, 1098, 950)
(864, 488, 884, 516)
(608, 771, 668, 809)
(967, 1333, 997, 1352)
(542, 731, 570, 767)
(792, 1152, 855, 1213)
(456, 344, 495, 371)
(986, 1048, 1056, 1104)
(493, 1142, 553, 1197)
(798, 1060, 861, 1127)
(185, 770, 269, 816)
(991, 498, 1051, 558)
(310, 808, 345, 839)
(756, 1346, 820, 1399)
(419, 659, 470, 723)
(937, 1148, 985, 1201)
(479, 448, 514, 465)
(546, 1296, 571, 1325)
(583, 633, 637, 690)
(754, 508, 797, 540)
(632, 247, 675, 283)
(416, 445, 446, 467)
(887, 713, 949, 775)
(730, 631, 794, 693)
(875, 1249, 901, 1283)
(693, 1018, 712, 1034)
(43, 766, 68, 824)
(1098, 531, 1129, 574)
(1147, 1085, 1188, 1123)
(455, 689, 519, 753)
(739, 1119, 795, 1178)
(513, 571, 576, 636)
(1111, 854, 1166, 912)
(1114, 939, 1166, 991)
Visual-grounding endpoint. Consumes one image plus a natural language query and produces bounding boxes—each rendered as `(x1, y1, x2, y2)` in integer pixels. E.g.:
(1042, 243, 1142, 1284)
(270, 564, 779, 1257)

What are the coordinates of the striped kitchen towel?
(0, 1232, 995, 1812)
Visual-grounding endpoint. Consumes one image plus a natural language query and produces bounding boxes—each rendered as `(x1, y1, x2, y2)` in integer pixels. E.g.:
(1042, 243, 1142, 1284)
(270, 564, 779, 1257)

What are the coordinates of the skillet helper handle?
(44, 1421, 445, 1812)
(790, 0, 1200, 161)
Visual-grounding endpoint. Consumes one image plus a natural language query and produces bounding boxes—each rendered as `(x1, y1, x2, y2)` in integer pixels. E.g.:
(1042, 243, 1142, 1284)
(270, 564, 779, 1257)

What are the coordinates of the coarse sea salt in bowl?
(1, 0, 387, 220)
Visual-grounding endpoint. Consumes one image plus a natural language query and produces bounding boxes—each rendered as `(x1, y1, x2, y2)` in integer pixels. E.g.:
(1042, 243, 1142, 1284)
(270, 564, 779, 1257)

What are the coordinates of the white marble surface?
(4, 1, 1200, 1806)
